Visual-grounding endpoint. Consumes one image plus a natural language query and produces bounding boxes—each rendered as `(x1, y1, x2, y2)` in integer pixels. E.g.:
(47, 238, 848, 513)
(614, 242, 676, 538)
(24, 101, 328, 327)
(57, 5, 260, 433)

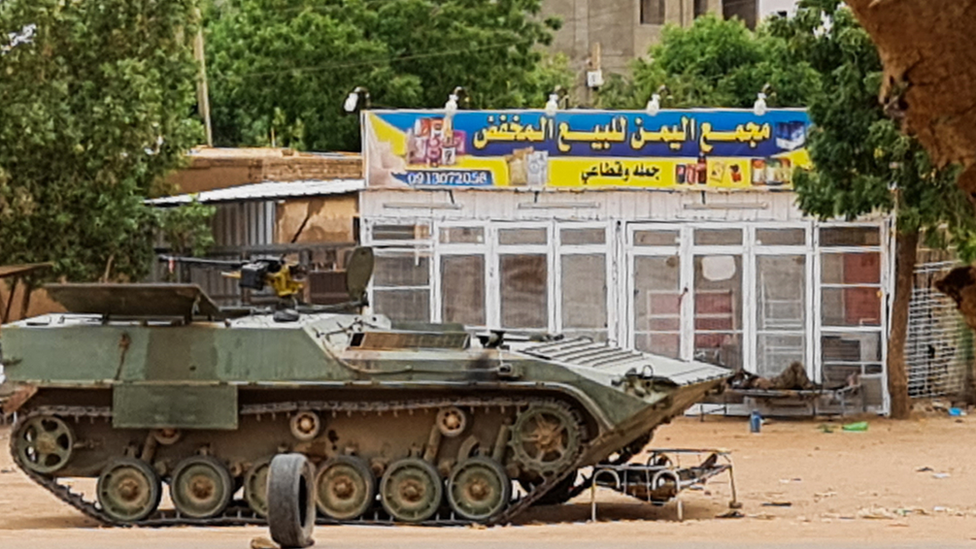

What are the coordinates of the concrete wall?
(275, 194, 359, 245)
(542, 0, 753, 94)
(168, 149, 363, 194)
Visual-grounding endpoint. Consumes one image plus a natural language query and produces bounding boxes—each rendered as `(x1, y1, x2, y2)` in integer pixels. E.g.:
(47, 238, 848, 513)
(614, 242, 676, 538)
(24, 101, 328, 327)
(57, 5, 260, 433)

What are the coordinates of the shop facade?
(359, 108, 893, 412)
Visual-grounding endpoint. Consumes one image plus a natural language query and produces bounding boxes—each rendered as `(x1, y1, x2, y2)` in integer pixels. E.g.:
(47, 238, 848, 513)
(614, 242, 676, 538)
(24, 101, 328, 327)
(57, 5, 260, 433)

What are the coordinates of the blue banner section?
(371, 109, 810, 159)
(364, 108, 811, 190)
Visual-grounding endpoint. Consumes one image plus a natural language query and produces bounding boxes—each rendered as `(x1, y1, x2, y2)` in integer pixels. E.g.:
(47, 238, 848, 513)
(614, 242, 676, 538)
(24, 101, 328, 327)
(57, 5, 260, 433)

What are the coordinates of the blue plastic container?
(749, 410, 762, 433)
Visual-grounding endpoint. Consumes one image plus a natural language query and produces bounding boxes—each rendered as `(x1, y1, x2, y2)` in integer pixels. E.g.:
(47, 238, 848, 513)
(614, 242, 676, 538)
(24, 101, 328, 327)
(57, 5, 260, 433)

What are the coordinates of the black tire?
(267, 453, 316, 549)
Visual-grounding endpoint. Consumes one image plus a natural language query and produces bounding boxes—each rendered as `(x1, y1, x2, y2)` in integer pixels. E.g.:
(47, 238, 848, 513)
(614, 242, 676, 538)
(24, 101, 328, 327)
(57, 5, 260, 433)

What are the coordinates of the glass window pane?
(499, 228, 547, 245)
(822, 332, 882, 362)
(634, 230, 679, 246)
(373, 289, 430, 322)
(374, 253, 430, 287)
(694, 229, 742, 246)
(822, 253, 881, 285)
(694, 333, 741, 369)
(634, 256, 681, 333)
(636, 333, 680, 358)
(821, 332, 882, 388)
(757, 256, 805, 330)
(694, 255, 742, 330)
(561, 228, 606, 246)
(500, 254, 548, 329)
(820, 226, 880, 247)
(756, 228, 805, 246)
(822, 287, 882, 326)
(441, 255, 485, 326)
(561, 254, 606, 330)
(439, 227, 484, 244)
(694, 254, 742, 370)
(373, 224, 430, 241)
(756, 334, 805, 378)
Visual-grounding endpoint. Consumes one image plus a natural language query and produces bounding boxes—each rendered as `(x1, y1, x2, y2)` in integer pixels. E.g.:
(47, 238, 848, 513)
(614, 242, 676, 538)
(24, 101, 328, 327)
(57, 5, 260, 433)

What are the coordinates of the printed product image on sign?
(363, 109, 812, 190)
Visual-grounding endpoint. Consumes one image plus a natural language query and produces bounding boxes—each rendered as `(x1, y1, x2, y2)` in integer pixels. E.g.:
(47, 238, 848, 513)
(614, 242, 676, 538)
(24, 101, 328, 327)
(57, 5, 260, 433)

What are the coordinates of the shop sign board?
(364, 109, 811, 190)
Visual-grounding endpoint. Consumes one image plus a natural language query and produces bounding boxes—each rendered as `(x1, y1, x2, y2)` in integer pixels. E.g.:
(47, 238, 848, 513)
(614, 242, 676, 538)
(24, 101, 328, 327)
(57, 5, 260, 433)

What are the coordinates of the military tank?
(0, 249, 730, 526)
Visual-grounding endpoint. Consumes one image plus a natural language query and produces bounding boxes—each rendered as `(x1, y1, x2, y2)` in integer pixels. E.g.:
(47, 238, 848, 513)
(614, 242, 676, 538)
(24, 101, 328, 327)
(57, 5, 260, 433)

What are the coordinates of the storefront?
(359, 108, 893, 410)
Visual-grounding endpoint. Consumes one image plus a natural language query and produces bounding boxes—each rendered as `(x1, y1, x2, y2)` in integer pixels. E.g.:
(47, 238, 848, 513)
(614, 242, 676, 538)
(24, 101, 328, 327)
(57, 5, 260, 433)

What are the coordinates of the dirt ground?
(3, 413, 976, 547)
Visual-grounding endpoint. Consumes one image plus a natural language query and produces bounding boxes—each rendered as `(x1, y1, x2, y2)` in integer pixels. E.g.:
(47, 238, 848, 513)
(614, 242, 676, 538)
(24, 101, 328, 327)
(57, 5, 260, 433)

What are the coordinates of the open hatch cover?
(45, 283, 223, 320)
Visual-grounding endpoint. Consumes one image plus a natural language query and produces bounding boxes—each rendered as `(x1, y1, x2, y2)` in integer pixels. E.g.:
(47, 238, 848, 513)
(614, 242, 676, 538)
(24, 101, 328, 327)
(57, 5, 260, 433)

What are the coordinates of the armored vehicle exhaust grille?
(350, 331, 471, 350)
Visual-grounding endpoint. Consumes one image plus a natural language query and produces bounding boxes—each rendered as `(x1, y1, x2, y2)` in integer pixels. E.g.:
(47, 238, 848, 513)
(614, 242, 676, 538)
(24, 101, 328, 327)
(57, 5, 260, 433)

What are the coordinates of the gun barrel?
(158, 256, 244, 268)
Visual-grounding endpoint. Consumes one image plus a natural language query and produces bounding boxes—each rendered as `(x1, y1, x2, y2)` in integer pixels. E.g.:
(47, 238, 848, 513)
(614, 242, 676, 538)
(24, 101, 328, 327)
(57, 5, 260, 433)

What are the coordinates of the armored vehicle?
(1, 251, 729, 526)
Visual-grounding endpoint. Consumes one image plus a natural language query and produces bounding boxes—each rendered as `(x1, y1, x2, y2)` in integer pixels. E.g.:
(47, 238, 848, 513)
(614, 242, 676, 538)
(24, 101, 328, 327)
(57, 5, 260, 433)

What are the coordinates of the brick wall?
(168, 149, 363, 194)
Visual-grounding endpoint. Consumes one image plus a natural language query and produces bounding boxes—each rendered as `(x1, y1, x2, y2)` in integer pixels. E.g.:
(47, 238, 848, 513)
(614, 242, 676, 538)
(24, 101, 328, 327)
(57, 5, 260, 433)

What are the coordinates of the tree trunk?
(846, 1, 976, 199)
(887, 228, 918, 419)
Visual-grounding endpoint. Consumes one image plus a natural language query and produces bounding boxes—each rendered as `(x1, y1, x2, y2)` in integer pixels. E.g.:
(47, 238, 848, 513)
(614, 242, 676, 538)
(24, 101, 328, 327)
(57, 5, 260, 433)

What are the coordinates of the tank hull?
(2, 307, 730, 525)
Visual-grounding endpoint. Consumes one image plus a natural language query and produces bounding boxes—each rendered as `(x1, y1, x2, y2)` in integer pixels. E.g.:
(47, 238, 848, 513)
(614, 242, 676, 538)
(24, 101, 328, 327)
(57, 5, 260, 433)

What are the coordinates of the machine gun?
(160, 255, 305, 300)
(159, 247, 374, 312)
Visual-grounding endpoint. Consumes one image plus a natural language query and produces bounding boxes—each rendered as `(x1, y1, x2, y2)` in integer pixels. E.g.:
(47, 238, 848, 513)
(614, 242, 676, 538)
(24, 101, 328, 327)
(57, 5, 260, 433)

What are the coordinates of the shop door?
(691, 227, 745, 370)
(629, 225, 684, 359)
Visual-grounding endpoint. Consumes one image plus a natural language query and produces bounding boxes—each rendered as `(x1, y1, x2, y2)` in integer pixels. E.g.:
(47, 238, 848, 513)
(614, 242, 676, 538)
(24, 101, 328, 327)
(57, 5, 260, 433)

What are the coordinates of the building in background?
(760, 0, 799, 17)
(541, 0, 759, 91)
(359, 108, 892, 414)
(152, 148, 364, 306)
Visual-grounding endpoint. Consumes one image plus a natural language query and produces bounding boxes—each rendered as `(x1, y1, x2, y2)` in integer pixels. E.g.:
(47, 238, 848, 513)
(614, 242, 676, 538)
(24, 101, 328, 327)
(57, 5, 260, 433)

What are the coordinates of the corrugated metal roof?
(514, 337, 731, 386)
(147, 179, 365, 206)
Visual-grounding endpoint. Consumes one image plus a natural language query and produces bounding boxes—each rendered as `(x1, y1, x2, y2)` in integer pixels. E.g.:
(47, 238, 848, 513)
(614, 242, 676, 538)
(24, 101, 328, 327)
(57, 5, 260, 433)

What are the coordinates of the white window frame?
(555, 221, 615, 342)
(492, 220, 555, 332)
(752, 221, 815, 378)
(813, 221, 889, 388)
(626, 222, 685, 359)
(432, 220, 491, 329)
(689, 222, 749, 370)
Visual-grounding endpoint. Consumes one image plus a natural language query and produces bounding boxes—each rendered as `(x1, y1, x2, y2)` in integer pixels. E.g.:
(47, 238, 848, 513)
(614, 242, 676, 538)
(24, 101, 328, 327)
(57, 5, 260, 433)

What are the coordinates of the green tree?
(605, 6, 976, 417)
(206, 0, 569, 151)
(0, 0, 205, 318)
(769, 0, 974, 418)
(157, 199, 217, 258)
(597, 14, 819, 110)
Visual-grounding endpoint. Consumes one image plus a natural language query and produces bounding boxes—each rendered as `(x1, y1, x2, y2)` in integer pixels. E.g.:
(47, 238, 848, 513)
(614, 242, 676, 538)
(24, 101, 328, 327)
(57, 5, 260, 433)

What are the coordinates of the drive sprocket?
(509, 403, 583, 477)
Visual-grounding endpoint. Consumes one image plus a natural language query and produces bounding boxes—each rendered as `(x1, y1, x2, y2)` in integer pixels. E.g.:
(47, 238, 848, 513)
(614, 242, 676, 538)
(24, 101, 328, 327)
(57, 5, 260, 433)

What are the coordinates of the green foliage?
(206, 0, 570, 151)
(598, 14, 819, 110)
(771, 0, 975, 257)
(603, 4, 976, 258)
(0, 0, 204, 286)
(156, 200, 217, 257)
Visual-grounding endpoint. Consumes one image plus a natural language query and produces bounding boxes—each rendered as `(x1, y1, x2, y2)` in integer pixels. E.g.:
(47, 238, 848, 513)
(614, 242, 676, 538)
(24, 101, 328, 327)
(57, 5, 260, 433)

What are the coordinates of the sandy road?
(3, 414, 976, 547)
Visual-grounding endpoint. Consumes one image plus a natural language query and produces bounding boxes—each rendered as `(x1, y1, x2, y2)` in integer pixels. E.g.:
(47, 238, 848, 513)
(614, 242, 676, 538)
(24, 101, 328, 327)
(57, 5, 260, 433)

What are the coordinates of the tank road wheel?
(267, 454, 316, 549)
(289, 411, 321, 442)
(244, 458, 272, 517)
(379, 457, 443, 523)
(510, 404, 582, 477)
(316, 455, 376, 520)
(170, 455, 234, 519)
(14, 415, 75, 474)
(447, 457, 511, 521)
(96, 458, 162, 523)
(436, 406, 467, 438)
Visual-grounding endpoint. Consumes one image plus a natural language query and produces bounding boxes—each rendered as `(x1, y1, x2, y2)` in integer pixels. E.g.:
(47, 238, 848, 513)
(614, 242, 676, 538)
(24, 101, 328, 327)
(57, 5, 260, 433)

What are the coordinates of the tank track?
(11, 397, 591, 527)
